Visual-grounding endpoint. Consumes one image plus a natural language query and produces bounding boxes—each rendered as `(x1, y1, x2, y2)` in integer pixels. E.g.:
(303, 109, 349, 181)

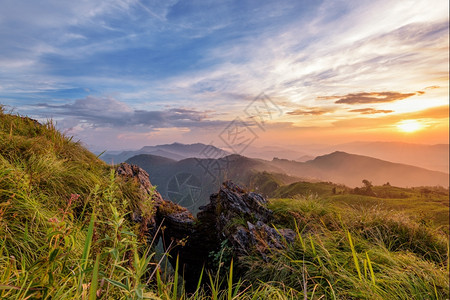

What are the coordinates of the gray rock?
(116, 164, 295, 291)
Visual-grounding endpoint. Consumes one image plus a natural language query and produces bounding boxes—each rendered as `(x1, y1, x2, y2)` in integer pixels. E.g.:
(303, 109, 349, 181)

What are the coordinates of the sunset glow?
(0, 0, 448, 150)
(396, 120, 424, 133)
(0, 2, 449, 299)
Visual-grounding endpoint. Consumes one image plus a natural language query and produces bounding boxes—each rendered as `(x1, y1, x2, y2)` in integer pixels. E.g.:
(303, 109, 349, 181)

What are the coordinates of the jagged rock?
(116, 164, 295, 290)
(197, 181, 295, 261)
(244, 221, 296, 261)
(170, 180, 296, 289)
(116, 163, 160, 199)
(115, 163, 195, 239)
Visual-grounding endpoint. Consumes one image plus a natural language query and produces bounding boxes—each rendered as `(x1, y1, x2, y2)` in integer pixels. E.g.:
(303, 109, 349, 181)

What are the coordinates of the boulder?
(116, 164, 295, 290)
(197, 181, 295, 261)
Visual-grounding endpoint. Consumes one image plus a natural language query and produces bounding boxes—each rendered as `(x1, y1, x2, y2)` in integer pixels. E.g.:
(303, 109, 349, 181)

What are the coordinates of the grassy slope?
(269, 179, 449, 229)
(0, 108, 157, 299)
(1, 107, 448, 299)
(259, 196, 449, 299)
(255, 180, 449, 298)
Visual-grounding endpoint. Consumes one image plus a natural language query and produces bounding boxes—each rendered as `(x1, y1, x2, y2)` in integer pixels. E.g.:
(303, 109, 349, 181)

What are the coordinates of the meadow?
(0, 107, 448, 299)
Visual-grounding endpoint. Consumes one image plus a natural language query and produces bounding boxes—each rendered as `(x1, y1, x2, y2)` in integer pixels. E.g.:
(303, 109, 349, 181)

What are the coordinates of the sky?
(0, 0, 448, 152)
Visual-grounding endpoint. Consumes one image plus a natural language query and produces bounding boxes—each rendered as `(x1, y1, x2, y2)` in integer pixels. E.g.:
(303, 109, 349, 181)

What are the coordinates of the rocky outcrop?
(116, 163, 295, 290)
(116, 163, 161, 199)
(116, 162, 196, 245)
(197, 181, 295, 260)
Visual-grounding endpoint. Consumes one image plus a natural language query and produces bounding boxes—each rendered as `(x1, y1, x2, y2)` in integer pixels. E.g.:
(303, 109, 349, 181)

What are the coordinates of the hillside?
(126, 153, 293, 213)
(271, 151, 449, 187)
(127, 150, 449, 202)
(0, 108, 448, 299)
(0, 108, 159, 299)
(269, 180, 449, 229)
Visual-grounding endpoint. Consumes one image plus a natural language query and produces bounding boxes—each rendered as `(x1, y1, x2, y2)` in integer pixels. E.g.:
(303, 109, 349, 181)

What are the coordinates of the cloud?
(1, 0, 448, 149)
(34, 96, 226, 129)
(287, 108, 331, 116)
(349, 108, 394, 115)
(333, 105, 449, 129)
(318, 91, 419, 104)
(158, 15, 448, 120)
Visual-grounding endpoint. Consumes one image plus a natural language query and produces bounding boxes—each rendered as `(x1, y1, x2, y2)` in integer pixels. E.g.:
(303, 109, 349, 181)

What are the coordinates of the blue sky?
(0, 0, 448, 151)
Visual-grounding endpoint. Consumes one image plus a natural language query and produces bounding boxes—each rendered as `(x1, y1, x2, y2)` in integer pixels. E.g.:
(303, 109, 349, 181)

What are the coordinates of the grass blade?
(347, 231, 362, 281)
(172, 255, 179, 300)
(89, 254, 100, 300)
(365, 252, 376, 285)
(227, 259, 233, 300)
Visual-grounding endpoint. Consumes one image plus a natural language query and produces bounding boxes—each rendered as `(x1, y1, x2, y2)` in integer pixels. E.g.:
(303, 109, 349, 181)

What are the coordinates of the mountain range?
(327, 141, 449, 173)
(125, 150, 449, 213)
(100, 141, 449, 174)
(100, 142, 229, 164)
(270, 151, 449, 187)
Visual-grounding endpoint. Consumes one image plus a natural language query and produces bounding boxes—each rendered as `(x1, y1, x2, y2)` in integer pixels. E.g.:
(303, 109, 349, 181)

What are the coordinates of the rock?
(175, 180, 296, 289)
(116, 164, 295, 291)
(116, 163, 161, 199)
(115, 163, 195, 239)
(197, 181, 295, 262)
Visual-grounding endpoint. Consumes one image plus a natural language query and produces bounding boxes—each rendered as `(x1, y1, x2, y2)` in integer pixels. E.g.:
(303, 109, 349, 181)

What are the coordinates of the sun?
(396, 120, 423, 133)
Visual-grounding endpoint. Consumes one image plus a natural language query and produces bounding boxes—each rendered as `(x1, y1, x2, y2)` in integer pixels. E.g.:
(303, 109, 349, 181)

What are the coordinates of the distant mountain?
(328, 142, 449, 173)
(244, 145, 310, 161)
(271, 151, 449, 187)
(101, 141, 449, 174)
(296, 155, 315, 162)
(100, 142, 229, 164)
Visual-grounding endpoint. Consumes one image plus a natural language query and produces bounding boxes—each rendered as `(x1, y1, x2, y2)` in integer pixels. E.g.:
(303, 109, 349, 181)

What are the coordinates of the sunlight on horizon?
(396, 119, 424, 133)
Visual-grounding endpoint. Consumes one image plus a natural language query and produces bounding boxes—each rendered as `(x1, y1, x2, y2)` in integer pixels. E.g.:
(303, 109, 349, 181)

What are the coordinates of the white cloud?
(0, 0, 448, 149)
(156, 0, 448, 116)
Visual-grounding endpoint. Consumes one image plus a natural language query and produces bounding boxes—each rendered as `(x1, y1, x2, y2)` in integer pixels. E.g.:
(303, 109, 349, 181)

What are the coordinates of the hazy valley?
(97, 142, 449, 213)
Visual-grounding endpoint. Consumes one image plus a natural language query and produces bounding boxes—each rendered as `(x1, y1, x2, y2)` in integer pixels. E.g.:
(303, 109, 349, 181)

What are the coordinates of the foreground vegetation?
(0, 107, 448, 299)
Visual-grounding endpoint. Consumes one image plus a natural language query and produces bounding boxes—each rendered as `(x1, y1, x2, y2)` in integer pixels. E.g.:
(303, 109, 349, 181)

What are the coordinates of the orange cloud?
(349, 108, 394, 114)
(333, 105, 449, 128)
(287, 108, 330, 116)
(318, 91, 419, 104)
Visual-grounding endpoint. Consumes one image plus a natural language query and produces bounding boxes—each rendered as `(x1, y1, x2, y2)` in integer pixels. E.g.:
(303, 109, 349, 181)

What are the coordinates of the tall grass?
(242, 196, 450, 299)
(1, 108, 448, 299)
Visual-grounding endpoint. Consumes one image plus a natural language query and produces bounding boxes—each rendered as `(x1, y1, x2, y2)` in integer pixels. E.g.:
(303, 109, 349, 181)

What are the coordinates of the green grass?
(273, 181, 347, 198)
(271, 178, 449, 229)
(327, 192, 449, 231)
(255, 196, 449, 299)
(0, 106, 448, 299)
(0, 108, 157, 298)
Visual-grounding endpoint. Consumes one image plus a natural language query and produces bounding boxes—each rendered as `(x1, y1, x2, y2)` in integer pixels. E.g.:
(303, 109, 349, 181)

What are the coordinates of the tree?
(362, 179, 373, 190)
(358, 179, 376, 196)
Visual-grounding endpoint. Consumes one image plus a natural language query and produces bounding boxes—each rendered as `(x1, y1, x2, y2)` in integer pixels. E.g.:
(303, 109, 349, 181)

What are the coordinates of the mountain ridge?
(100, 141, 449, 173)
(126, 150, 449, 212)
(272, 151, 449, 187)
(101, 142, 229, 164)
